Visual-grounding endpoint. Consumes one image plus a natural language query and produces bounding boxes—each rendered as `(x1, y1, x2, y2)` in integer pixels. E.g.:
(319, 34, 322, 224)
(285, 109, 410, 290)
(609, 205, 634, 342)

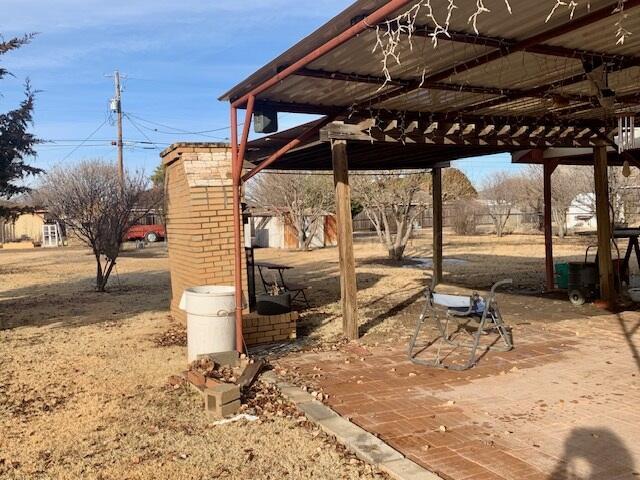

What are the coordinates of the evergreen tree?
(150, 163, 165, 187)
(0, 33, 41, 218)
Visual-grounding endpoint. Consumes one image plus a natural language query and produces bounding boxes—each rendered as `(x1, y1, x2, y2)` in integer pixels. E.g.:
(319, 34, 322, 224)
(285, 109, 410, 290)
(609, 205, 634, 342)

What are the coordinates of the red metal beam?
(253, 99, 619, 130)
(230, 0, 416, 108)
(230, 106, 244, 353)
(242, 116, 334, 182)
(237, 95, 255, 177)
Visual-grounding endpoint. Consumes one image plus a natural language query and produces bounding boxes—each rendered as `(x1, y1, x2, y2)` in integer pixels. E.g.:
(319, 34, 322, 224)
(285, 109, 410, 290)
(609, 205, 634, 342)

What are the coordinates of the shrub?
(451, 199, 477, 235)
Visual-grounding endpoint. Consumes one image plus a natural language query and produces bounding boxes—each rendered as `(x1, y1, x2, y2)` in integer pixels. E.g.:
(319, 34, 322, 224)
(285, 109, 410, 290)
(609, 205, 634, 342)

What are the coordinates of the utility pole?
(110, 70, 124, 182)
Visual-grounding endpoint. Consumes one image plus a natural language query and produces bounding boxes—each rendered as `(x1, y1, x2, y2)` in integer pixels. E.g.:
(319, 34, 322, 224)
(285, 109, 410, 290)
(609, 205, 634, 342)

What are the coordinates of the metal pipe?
(230, 106, 244, 353)
(230, 0, 416, 108)
(242, 116, 334, 182)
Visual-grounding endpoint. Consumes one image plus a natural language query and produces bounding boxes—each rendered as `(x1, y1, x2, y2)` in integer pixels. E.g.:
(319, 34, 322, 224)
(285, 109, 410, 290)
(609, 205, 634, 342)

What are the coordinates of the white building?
(245, 212, 337, 250)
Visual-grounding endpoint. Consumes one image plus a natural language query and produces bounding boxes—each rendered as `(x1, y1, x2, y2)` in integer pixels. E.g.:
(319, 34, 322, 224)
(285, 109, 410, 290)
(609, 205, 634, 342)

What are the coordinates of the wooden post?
(331, 139, 358, 339)
(594, 144, 614, 306)
(543, 162, 557, 291)
(432, 167, 443, 286)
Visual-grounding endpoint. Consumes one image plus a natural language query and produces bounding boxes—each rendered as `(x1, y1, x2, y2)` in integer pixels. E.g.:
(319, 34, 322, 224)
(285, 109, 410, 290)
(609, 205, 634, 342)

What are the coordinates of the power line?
(126, 112, 234, 139)
(59, 118, 109, 162)
(44, 139, 169, 146)
(123, 113, 162, 152)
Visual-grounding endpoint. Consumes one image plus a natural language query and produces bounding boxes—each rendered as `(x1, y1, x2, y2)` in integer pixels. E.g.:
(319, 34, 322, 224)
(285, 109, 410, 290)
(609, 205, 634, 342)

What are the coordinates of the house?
(566, 193, 597, 231)
(245, 209, 337, 249)
(1, 208, 47, 244)
(567, 189, 636, 231)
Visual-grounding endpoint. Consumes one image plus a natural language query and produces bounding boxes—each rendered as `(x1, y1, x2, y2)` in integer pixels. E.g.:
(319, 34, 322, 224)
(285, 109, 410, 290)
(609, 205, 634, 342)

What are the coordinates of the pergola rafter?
(253, 100, 622, 132)
(319, 117, 614, 148)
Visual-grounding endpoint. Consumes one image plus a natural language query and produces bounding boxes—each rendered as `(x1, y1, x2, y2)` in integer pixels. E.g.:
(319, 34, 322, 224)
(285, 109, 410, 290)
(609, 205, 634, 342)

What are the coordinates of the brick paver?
(277, 312, 640, 479)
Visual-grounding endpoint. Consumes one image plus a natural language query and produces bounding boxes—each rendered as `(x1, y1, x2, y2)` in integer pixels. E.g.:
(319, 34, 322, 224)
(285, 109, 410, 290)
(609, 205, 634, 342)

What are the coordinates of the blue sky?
(2, 0, 518, 186)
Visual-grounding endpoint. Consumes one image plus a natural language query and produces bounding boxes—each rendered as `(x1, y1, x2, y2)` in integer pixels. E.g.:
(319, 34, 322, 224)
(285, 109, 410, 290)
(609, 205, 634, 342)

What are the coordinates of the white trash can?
(179, 285, 236, 363)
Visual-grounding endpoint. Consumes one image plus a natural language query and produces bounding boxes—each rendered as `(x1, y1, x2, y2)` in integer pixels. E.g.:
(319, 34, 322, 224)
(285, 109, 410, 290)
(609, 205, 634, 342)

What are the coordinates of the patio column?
(594, 144, 614, 306)
(432, 167, 443, 286)
(331, 139, 358, 340)
(543, 161, 558, 291)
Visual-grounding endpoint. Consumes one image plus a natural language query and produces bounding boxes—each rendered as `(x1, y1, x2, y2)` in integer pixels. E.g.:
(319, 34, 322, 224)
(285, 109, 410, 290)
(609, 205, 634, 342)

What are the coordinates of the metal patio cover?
(220, 0, 640, 128)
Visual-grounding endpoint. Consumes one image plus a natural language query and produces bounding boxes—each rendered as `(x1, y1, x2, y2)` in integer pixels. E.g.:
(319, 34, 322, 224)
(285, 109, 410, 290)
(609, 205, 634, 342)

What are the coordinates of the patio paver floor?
(277, 312, 640, 479)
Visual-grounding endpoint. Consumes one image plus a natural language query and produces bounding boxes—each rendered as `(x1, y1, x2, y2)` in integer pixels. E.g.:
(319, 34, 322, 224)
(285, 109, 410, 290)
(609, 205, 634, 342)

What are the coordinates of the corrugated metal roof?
(220, 0, 640, 126)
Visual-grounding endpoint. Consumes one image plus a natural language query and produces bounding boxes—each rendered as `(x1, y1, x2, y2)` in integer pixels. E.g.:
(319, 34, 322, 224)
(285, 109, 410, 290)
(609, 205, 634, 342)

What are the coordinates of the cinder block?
(205, 384, 241, 418)
(205, 383, 240, 405)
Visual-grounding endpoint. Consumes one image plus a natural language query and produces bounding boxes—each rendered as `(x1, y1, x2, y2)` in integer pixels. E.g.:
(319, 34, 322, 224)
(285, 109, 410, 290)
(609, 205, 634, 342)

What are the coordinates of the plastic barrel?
(179, 285, 236, 363)
(554, 262, 569, 289)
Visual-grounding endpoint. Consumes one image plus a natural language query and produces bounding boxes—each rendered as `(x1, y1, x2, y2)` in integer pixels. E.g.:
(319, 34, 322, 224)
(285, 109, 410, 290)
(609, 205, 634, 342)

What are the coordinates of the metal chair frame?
(408, 279, 514, 371)
(256, 265, 311, 308)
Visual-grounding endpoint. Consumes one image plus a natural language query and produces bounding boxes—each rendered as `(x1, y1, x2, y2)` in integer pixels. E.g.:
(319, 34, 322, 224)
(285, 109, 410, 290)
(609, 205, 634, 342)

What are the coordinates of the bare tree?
(608, 167, 639, 225)
(523, 165, 593, 238)
(40, 160, 157, 291)
(451, 198, 481, 235)
(481, 172, 522, 237)
(352, 172, 429, 261)
(247, 172, 334, 250)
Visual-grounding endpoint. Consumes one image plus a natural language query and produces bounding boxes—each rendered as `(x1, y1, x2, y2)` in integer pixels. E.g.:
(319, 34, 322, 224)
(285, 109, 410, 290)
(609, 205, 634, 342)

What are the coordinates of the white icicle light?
(617, 114, 636, 153)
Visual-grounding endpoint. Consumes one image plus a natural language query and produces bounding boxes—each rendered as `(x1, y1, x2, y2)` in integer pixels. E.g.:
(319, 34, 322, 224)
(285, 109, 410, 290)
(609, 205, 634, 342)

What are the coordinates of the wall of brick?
(242, 311, 298, 346)
(161, 143, 247, 323)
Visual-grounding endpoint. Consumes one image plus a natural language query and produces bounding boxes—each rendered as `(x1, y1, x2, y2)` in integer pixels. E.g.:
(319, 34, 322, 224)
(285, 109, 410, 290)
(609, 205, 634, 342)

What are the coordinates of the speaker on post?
(254, 107, 278, 134)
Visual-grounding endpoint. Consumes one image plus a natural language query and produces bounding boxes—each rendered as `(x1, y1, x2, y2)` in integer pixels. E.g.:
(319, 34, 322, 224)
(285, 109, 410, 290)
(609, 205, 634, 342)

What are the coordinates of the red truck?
(124, 224, 165, 243)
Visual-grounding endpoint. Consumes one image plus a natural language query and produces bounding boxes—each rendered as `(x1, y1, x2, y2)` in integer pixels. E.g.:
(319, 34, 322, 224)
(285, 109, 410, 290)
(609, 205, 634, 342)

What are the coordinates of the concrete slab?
(380, 458, 442, 480)
(297, 400, 340, 422)
(259, 370, 278, 385)
(317, 416, 403, 464)
(279, 385, 314, 404)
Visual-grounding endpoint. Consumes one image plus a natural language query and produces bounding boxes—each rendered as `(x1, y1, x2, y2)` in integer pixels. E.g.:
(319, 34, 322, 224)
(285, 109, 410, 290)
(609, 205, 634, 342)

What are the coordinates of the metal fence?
(352, 208, 542, 233)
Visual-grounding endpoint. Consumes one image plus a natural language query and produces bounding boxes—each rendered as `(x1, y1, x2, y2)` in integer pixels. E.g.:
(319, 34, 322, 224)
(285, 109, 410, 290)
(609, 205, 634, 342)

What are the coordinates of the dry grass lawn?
(0, 245, 384, 480)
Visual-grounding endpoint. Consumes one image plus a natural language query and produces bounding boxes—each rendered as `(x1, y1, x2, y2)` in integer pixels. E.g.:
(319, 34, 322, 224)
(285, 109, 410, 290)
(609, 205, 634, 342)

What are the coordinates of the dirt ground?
(0, 245, 384, 480)
(0, 232, 634, 479)
(255, 230, 621, 345)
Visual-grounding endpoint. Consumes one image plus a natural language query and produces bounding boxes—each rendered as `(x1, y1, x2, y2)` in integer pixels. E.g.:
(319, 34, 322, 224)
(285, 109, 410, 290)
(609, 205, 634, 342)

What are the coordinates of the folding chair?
(256, 266, 311, 309)
(285, 283, 311, 308)
(408, 278, 513, 370)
